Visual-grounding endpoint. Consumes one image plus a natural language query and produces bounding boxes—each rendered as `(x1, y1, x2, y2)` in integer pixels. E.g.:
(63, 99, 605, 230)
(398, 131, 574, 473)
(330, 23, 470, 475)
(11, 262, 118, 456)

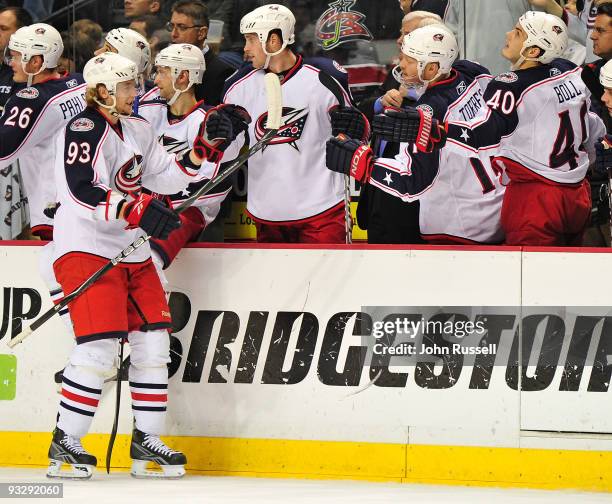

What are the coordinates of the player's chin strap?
(391, 65, 427, 99)
(261, 41, 288, 70)
(167, 74, 195, 106)
(511, 44, 542, 71)
(22, 60, 47, 87)
(93, 95, 132, 119)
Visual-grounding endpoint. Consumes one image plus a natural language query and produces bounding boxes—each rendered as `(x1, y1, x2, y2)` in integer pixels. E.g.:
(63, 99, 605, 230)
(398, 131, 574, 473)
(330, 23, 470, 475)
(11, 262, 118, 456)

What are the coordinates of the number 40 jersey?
(446, 58, 606, 186)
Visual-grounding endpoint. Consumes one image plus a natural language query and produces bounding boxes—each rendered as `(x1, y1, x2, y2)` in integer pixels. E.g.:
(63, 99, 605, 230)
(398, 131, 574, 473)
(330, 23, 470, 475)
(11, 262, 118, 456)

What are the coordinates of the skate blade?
(130, 460, 185, 479)
(46, 459, 94, 480)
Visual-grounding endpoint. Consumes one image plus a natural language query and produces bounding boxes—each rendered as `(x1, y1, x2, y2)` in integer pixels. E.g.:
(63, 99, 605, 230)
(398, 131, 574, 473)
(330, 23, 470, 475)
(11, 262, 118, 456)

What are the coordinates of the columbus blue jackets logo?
(115, 155, 143, 194)
(255, 107, 309, 151)
(315, 0, 372, 51)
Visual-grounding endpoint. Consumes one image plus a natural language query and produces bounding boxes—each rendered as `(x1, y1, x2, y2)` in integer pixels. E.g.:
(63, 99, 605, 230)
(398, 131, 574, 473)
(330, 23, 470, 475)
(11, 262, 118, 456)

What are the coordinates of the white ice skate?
(130, 428, 186, 479)
(47, 428, 97, 479)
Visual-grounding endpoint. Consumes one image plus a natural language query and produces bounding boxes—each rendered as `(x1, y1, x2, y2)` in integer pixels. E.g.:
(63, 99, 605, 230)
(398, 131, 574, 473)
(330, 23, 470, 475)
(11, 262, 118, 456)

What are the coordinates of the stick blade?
(263, 73, 282, 130)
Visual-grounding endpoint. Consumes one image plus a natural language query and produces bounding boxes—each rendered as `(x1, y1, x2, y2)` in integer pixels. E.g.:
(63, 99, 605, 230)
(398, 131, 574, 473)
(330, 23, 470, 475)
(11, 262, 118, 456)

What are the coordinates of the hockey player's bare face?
(8, 51, 41, 83)
(399, 54, 420, 85)
(154, 66, 188, 100)
(243, 33, 268, 69)
(502, 24, 527, 64)
(99, 80, 137, 118)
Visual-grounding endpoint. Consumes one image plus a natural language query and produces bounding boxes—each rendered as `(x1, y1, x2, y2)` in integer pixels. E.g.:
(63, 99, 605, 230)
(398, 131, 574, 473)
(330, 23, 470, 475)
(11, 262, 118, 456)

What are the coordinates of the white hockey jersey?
(138, 89, 239, 225)
(446, 59, 606, 186)
(223, 54, 349, 223)
(370, 61, 505, 244)
(53, 107, 211, 263)
(0, 74, 86, 236)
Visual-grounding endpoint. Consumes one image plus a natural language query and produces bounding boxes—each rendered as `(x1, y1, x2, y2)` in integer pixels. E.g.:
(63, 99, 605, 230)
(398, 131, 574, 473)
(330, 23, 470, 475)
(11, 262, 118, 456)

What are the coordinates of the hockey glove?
(594, 136, 612, 177)
(193, 107, 234, 163)
(326, 136, 374, 184)
(44, 202, 61, 219)
(217, 104, 252, 139)
(330, 105, 371, 142)
(121, 193, 181, 240)
(372, 107, 447, 153)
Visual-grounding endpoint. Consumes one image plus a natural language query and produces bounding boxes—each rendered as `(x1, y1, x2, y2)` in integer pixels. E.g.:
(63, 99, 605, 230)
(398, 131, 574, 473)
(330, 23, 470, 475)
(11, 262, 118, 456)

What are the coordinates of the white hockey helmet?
(8, 23, 63, 86)
(600, 59, 612, 89)
(83, 52, 138, 118)
(394, 24, 458, 91)
(104, 28, 151, 76)
(513, 11, 568, 70)
(240, 4, 295, 68)
(155, 43, 206, 105)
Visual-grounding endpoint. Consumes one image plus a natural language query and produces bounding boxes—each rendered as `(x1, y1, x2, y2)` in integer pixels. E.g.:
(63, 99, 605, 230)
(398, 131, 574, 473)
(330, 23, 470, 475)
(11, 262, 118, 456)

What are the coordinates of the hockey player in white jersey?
(0, 23, 86, 341)
(327, 25, 505, 244)
(139, 43, 248, 275)
(47, 52, 235, 479)
(94, 27, 151, 110)
(396, 12, 606, 246)
(224, 4, 369, 243)
(0, 23, 86, 239)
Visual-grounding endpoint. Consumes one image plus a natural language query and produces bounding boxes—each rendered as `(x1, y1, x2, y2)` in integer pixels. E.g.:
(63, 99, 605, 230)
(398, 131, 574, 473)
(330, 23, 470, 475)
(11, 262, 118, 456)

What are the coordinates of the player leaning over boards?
(223, 4, 369, 244)
(139, 43, 248, 282)
(393, 12, 607, 246)
(326, 25, 505, 244)
(46, 52, 234, 479)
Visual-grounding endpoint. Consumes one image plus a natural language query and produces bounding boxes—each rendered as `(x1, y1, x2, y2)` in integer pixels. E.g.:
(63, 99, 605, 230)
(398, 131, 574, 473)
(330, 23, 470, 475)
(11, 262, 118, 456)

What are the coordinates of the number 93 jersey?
(53, 107, 211, 263)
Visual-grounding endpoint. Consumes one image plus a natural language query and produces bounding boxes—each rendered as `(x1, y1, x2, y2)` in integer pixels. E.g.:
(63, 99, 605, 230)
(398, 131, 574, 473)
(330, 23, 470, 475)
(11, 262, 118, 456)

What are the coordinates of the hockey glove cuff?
(372, 107, 447, 153)
(121, 193, 181, 240)
(326, 136, 374, 184)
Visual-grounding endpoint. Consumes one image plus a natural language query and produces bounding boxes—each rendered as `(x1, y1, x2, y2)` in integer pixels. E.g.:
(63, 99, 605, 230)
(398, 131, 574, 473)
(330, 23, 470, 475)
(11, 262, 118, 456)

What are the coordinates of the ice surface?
(0, 467, 609, 504)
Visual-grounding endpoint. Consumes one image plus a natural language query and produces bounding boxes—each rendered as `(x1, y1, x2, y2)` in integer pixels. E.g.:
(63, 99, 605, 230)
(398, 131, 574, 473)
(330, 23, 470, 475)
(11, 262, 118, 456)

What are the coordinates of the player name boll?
(373, 342, 498, 356)
(554, 81, 583, 104)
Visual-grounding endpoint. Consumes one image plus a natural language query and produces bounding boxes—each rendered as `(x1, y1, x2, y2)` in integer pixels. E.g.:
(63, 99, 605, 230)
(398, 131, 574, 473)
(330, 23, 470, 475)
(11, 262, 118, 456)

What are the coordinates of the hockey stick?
(105, 338, 124, 474)
(319, 71, 354, 244)
(8, 73, 282, 349)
